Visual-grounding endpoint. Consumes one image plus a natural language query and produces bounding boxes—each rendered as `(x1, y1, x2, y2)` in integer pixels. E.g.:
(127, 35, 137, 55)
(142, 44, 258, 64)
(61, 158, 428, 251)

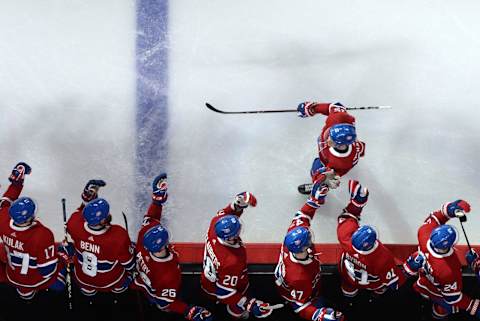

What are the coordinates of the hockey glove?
(348, 180, 369, 208)
(312, 307, 345, 321)
(443, 200, 470, 218)
(234, 192, 257, 209)
(403, 251, 425, 276)
(307, 180, 329, 209)
(58, 242, 74, 264)
(185, 306, 213, 321)
(324, 169, 341, 189)
(82, 179, 106, 203)
(297, 102, 317, 118)
(246, 298, 273, 319)
(9, 162, 31, 185)
(152, 173, 168, 205)
(466, 250, 480, 274)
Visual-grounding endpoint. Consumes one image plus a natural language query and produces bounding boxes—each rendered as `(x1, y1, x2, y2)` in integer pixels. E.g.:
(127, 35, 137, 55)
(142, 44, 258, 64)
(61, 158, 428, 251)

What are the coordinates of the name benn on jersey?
(80, 240, 100, 254)
(2, 235, 24, 251)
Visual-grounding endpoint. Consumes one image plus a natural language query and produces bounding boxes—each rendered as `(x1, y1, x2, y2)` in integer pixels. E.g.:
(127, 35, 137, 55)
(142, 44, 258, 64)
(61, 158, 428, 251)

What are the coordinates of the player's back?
(341, 241, 399, 289)
(0, 214, 57, 289)
(318, 111, 364, 176)
(134, 216, 182, 297)
(67, 211, 132, 289)
(275, 245, 322, 306)
(419, 248, 462, 294)
(202, 215, 248, 295)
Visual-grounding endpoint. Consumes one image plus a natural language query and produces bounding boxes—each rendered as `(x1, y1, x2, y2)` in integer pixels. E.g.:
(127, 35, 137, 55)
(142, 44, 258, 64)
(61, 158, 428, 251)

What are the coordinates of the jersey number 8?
(82, 251, 98, 277)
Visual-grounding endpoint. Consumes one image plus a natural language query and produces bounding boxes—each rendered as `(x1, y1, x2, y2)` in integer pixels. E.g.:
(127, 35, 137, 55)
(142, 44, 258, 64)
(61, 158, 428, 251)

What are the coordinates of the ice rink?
(1, 0, 479, 251)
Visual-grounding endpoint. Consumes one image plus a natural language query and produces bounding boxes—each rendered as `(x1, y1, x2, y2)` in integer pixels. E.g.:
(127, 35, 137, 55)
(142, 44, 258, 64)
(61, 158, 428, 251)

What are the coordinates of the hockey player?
(413, 200, 480, 319)
(201, 192, 277, 319)
(337, 180, 423, 298)
(0, 162, 67, 299)
(297, 101, 366, 194)
(66, 179, 135, 296)
(132, 173, 212, 321)
(274, 179, 344, 321)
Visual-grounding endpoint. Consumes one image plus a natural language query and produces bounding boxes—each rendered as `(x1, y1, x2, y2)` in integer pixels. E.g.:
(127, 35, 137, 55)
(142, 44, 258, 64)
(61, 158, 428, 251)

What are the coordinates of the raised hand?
(297, 102, 317, 118)
(82, 179, 106, 203)
(9, 162, 32, 184)
(152, 173, 168, 205)
(348, 180, 369, 207)
(444, 200, 471, 218)
(234, 192, 257, 209)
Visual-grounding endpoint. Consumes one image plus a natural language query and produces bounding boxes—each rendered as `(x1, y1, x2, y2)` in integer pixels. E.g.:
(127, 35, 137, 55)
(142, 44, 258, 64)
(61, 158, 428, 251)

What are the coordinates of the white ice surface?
(167, 0, 480, 244)
(0, 0, 479, 245)
(0, 0, 136, 238)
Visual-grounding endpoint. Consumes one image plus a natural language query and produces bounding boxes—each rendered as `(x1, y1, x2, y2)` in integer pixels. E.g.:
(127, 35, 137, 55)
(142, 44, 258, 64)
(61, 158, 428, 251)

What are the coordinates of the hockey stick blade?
(206, 102, 391, 115)
(264, 303, 285, 311)
(122, 211, 129, 235)
(206, 103, 295, 114)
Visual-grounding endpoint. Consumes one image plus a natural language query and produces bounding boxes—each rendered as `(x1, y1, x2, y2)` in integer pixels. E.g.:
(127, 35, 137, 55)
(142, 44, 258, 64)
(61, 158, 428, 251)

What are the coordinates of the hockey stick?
(122, 211, 145, 320)
(61, 198, 73, 311)
(205, 102, 391, 115)
(122, 211, 129, 235)
(458, 215, 473, 252)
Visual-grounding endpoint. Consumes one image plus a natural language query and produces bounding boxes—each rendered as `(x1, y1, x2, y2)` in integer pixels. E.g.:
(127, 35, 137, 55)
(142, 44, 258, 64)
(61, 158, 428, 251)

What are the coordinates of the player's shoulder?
(31, 221, 55, 242)
(0, 212, 10, 229)
(431, 254, 461, 280)
(109, 224, 129, 238)
(68, 210, 84, 226)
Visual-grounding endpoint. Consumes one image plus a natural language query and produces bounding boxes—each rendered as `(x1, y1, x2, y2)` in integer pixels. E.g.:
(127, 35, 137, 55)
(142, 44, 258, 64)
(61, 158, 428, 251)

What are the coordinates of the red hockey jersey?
(0, 184, 60, 291)
(274, 204, 323, 320)
(337, 214, 404, 294)
(133, 202, 188, 314)
(414, 208, 473, 311)
(201, 204, 249, 306)
(67, 205, 134, 290)
(313, 103, 365, 176)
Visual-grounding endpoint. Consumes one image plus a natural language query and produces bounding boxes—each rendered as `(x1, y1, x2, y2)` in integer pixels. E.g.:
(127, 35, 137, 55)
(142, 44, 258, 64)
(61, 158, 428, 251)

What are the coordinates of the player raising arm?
(0, 162, 67, 299)
(66, 179, 134, 296)
(132, 174, 212, 321)
(274, 180, 344, 321)
(337, 180, 423, 298)
(201, 192, 278, 319)
(412, 200, 480, 319)
(297, 101, 366, 195)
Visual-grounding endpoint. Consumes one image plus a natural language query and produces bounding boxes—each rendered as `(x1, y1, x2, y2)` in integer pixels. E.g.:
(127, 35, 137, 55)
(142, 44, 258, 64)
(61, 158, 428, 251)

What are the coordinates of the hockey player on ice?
(0, 162, 67, 299)
(66, 179, 135, 296)
(274, 177, 345, 321)
(132, 173, 212, 321)
(336, 180, 424, 298)
(411, 200, 480, 319)
(296, 101, 366, 195)
(201, 192, 277, 319)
